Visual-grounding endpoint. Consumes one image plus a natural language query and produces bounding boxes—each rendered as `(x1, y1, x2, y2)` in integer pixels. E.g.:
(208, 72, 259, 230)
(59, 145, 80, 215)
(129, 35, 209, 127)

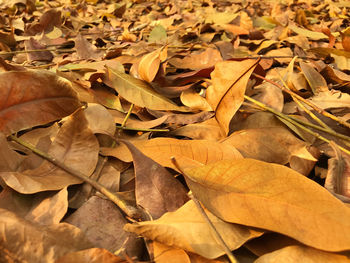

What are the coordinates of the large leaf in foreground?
(185, 159, 350, 252)
(108, 68, 189, 111)
(255, 245, 350, 263)
(0, 70, 81, 135)
(0, 208, 92, 263)
(124, 200, 263, 259)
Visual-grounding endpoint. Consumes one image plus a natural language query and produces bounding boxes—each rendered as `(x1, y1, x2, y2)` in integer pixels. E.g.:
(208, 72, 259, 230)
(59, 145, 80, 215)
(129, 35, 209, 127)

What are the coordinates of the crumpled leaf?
(0, 208, 93, 263)
(0, 110, 99, 193)
(56, 248, 128, 263)
(325, 142, 350, 202)
(0, 187, 68, 225)
(0, 70, 81, 136)
(124, 200, 263, 259)
(185, 158, 350, 252)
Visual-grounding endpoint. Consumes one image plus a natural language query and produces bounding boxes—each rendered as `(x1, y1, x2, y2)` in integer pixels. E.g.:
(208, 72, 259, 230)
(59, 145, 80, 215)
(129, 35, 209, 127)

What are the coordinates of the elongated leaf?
(0, 110, 99, 193)
(108, 68, 189, 111)
(101, 137, 242, 171)
(255, 245, 350, 263)
(124, 200, 263, 259)
(0, 70, 81, 135)
(185, 158, 350, 252)
(206, 60, 258, 134)
(0, 208, 92, 263)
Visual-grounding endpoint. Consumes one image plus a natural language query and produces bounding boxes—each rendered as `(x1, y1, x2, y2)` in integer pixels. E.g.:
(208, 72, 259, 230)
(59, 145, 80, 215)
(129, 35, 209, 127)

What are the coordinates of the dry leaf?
(101, 137, 243, 171)
(255, 245, 350, 263)
(185, 159, 350, 252)
(0, 110, 99, 193)
(206, 60, 259, 134)
(0, 70, 81, 135)
(125, 200, 263, 259)
(108, 67, 190, 112)
(0, 208, 93, 262)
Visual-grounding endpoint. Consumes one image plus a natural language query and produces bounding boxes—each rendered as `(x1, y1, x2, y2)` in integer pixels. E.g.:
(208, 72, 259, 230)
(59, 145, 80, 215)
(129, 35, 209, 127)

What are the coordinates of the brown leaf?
(24, 37, 53, 62)
(325, 142, 350, 202)
(221, 127, 316, 165)
(84, 103, 116, 136)
(65, 196, 143, 257)
(185, 158, 350, 252)
(56, 248, 128, 263)
(101, 137, 242, 171)
(153, 242, 191, 263)
(74, 33, 104, 60)
(138, 48, 165, 82)
(168, 48, 223, 70)
(0, 110, 99, 193)
(0, 70, 81, 136)
(255, 245, 350, 263)
(0, 208, 92, 262)
(120, 140, 189, 219)
(0, 187, 68, 225)
(206, 60, 259, 134)
(300, 61, 328, 94)
(125, 200, 263, 259)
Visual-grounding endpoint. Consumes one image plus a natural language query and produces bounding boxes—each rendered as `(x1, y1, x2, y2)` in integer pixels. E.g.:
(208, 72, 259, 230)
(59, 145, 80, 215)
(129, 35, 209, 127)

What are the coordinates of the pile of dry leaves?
(0, 0, 350, 262)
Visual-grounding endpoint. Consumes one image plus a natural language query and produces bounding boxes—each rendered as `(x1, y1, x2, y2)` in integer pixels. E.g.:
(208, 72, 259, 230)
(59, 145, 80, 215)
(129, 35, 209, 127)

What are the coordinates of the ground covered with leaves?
(0, 0, 350, 262)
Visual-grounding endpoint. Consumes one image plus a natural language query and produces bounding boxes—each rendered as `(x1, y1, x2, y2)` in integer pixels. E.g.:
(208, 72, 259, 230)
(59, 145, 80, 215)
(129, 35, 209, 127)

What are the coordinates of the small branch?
(244, 95, 350, 155)
(115, 126, 169, 132)
(171, 157, 238, 263)
(9, 135, 142, 219)
(121, 104, 134, 128)
(252, 73, 350, 130)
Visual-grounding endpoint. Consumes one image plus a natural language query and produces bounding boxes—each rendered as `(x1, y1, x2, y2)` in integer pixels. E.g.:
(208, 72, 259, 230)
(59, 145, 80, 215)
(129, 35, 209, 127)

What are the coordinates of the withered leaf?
(185, 159, 350, 252)
(0, 70, 81, 136)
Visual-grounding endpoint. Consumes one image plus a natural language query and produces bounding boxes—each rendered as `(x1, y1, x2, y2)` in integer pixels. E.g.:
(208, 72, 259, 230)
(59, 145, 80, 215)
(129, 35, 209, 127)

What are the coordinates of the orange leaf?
(206, 60, 259, 134)
(185, 158, 350, 252)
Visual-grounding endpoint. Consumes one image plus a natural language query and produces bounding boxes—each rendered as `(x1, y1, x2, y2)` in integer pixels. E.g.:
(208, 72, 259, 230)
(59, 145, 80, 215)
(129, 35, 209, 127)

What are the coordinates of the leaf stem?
(171, 157, 238, 263)
(252, 73, 350, 129)
(244, 95, 350, 155)
(9, 135, 142, 219)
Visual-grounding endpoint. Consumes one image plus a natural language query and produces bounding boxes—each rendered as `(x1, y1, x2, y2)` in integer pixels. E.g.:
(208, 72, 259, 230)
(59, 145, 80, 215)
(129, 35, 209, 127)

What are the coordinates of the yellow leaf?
(124, 200, 263, 259)
(255, 245, 350, 263)
(206, 60, 259, 134)
(185, 158, 350, 252)
(100, 137, 242, 171)
(108, 68, 190, 112)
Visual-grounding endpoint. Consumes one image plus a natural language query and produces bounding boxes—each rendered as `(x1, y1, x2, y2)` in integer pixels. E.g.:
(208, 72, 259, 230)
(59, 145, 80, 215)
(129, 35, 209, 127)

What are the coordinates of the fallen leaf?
(0, 110, 99, 193)
(120, 140, 189, 219)
(206, 59, 259, 134)
(0, 208, 93, 263)
(108, 67, 190, 112)
(56, 248, 128, 263)
(65, 196, 143, 257)
(101, 137, 243, 171)
(125, 200, 263, 259)
(255, 245, 350, 263)
(185, 158, 350, 252)
(0, 70, 81, 136)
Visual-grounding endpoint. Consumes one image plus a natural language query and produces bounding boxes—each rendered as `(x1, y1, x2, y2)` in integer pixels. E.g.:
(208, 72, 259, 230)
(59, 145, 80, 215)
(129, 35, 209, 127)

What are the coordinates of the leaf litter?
(0, 0, 350, 262)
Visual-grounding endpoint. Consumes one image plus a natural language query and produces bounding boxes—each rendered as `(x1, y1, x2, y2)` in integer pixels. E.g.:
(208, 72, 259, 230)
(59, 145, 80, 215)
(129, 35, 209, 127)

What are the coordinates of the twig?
(121, 104, 134, 128)
(276, 70, 334, 132)
(244, 95, 350, 155)
(9, 134, 142, 219)
(115, 126, 169, 132)
(252, 73, 350, 129)
(170, 157, 238, 263)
